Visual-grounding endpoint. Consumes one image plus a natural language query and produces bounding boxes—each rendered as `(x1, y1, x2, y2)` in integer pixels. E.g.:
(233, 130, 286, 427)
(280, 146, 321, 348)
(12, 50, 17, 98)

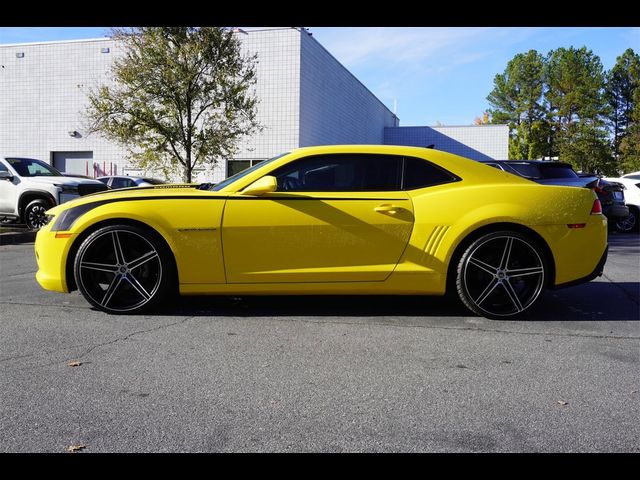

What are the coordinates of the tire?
(74, 224, 174, 314)
(614, 207, 638, 233)
(23, 198, 51, 230)
(456, 231, 547, 318)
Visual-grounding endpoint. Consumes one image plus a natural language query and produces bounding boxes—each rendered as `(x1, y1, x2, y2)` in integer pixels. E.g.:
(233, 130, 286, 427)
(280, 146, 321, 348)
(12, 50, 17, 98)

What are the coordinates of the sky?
(1, 27, 638, 126)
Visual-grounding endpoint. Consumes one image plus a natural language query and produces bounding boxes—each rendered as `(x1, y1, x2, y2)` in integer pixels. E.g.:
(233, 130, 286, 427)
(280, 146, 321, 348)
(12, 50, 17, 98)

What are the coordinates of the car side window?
(403, 156, 459, 190)
(110, 178, 129, 189)
(271, 154, 403, 192)
(0, 161, 8, 173)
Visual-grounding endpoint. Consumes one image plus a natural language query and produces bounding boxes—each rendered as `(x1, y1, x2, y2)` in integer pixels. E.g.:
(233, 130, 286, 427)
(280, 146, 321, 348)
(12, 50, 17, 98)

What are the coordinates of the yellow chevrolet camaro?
(34, 145, 608, 318)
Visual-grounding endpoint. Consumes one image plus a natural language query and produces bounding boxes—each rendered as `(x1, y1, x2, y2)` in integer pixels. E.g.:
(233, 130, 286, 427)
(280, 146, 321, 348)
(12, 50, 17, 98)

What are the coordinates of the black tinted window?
(507, 162, 578, 179)
(110, 178, 132, 189)
(539, 165, 579, 179)
(403, 157, 458, 189)
(272, 154, 402, 192)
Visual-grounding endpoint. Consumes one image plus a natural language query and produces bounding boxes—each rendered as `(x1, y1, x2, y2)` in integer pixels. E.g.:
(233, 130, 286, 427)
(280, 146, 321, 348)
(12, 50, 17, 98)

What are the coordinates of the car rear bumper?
(552, 244, 608, 289)
(605, 204, 630, 219)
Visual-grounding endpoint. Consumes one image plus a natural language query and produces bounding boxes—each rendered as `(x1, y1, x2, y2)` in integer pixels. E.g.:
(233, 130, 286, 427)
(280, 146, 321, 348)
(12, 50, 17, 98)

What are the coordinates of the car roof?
(98, 175, 138, 179)
(480, 160, 573, 166)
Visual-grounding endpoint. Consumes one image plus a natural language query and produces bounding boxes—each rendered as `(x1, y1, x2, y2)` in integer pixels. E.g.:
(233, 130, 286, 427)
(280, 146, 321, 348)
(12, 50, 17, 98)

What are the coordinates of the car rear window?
(507, 163, 578, 179)
(403, 156, 459, 190)
(142, 178, 166, 185)
(538, 164, 579, 179)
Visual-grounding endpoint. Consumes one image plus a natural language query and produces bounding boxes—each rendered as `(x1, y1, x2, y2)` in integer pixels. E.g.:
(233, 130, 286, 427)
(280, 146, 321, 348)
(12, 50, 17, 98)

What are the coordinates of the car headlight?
(54, 184, 80, 194)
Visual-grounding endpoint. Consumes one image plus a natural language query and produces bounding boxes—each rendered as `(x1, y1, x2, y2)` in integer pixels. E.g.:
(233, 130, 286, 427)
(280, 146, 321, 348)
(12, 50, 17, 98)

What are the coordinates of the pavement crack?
(75, 316, 198, 360)
(0, 317, 199, 369)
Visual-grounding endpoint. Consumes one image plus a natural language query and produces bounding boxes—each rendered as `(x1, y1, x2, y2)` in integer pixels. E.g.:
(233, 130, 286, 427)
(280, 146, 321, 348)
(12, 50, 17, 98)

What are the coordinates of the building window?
(226, 159, 265, 178)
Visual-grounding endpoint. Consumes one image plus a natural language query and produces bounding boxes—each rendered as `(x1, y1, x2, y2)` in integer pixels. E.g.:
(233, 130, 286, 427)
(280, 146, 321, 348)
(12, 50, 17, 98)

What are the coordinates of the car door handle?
(374, 204, 401, 214)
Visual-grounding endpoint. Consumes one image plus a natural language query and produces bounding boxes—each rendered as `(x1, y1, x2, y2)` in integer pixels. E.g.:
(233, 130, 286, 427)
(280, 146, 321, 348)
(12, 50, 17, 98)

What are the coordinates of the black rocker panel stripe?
(51, 195, 408, 231)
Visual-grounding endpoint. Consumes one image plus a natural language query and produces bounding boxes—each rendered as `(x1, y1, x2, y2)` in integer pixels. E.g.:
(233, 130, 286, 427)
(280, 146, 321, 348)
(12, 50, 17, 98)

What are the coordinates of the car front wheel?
(24, 199, 51, 230)
(456, 231, 547, 318)
(74, 224, 173, 314)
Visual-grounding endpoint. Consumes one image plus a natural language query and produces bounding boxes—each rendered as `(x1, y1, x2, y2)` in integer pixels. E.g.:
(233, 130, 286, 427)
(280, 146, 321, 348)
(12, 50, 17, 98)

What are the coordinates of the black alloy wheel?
(456, 231, 547, 318)
(615, 208, 638, 233)
(74, 224, 173, 314)
(24, 199, 51, 230)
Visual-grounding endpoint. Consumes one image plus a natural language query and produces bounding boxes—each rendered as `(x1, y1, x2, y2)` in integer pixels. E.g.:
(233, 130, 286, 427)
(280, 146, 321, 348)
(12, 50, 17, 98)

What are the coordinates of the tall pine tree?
(545, 47, 612, 173)
(604, 48, 640, 162)
(487, 50, 548, 159)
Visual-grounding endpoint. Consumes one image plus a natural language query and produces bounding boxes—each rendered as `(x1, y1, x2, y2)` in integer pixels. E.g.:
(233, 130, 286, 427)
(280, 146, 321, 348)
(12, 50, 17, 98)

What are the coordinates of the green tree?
(86, 27, 261, 183)
(487, 50, 548, 159)
(545, 47, 612, 173)
(604, 48, 640, 160)
(619, 87, 640, 172)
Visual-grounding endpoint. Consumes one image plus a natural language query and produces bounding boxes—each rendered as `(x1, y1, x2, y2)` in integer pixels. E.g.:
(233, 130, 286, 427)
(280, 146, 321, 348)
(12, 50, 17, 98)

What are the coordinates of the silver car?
(97, 176, 167, 189)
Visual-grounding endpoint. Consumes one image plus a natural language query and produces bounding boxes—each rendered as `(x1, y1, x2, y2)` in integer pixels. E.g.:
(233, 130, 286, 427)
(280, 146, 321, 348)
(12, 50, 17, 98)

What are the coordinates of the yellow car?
(34, 145, 608, 318)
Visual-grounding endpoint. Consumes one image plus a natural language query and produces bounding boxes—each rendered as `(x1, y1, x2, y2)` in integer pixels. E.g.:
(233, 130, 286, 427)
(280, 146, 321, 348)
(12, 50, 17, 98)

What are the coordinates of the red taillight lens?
(591, 199, 602, 214)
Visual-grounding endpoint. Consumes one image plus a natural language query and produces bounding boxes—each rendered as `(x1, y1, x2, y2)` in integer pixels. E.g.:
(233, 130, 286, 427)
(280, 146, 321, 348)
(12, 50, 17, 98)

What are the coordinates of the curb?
(0, 230, 37, 245)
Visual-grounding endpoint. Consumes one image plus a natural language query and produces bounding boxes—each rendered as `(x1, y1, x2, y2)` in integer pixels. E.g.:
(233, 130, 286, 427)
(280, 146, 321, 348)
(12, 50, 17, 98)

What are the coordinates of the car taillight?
(591, 199, 602, 214)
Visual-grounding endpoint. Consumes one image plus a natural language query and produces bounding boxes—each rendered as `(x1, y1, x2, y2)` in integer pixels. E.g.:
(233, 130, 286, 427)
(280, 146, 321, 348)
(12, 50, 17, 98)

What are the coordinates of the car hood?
(27, 176, 105, 186)
(45, 183, 225, 215)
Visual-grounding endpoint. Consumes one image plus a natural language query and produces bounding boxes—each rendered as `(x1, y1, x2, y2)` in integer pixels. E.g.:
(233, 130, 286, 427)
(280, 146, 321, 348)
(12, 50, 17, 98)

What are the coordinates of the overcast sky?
(1, 27, 638, 126)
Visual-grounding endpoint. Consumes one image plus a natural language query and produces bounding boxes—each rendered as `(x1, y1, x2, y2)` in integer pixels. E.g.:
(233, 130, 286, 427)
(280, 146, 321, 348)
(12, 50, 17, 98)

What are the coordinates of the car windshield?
(6, 157, 62, 177)
(210, 153, 289, 191)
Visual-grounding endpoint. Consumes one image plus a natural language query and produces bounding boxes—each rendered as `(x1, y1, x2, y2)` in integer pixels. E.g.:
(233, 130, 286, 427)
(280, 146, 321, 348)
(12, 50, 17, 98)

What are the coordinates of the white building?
(0, 27, 507, 182)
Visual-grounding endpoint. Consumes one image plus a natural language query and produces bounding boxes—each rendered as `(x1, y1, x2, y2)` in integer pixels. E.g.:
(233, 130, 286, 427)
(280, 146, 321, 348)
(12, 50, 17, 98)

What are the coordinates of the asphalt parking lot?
(1, 233, 638, 452)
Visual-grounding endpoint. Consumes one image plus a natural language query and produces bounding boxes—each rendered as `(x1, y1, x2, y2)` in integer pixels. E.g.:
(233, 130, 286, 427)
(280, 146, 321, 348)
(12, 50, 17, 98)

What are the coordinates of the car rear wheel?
(74, 224, 173, 314)
(614, 207, 638, 233)
(456, 231, 547, 318)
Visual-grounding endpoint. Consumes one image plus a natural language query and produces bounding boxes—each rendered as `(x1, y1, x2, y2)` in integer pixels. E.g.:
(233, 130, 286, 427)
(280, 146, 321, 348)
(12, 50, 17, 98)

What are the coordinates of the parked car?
(602, 176, 640, 232)
(0, 156, 108, 230)
(35, 145, 608, 318)
(97, 176, 167, 189)
(482, 160, 629, 230)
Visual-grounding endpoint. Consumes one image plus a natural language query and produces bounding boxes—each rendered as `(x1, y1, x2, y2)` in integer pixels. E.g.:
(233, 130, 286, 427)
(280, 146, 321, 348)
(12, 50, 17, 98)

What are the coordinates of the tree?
(86, 27, 261, 183)
(473, 111, 490, 125)
(545, 47, 612, 173)
(604, 48, 640, 160)
(619, 86, 640, 172)
(487, 50, 548, 159)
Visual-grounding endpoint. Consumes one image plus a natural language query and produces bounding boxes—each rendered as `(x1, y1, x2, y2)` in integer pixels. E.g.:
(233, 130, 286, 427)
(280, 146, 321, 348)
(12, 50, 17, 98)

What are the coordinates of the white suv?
(0, 156, 108, 229)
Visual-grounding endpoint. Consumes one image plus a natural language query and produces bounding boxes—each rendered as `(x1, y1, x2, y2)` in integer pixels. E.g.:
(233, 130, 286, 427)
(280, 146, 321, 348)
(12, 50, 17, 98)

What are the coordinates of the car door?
(221, 153, 415, 283)
(0, 160, 18, 214)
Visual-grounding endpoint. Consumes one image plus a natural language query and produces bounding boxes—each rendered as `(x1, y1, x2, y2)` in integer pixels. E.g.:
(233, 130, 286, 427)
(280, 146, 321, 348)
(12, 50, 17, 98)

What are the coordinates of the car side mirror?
(241, 175, 277, 196)
(0, 171, 13, 181)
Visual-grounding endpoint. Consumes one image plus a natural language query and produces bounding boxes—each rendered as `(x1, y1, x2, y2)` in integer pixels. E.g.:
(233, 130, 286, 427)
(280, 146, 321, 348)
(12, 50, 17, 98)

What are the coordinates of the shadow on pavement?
(162, 281, 639, 321)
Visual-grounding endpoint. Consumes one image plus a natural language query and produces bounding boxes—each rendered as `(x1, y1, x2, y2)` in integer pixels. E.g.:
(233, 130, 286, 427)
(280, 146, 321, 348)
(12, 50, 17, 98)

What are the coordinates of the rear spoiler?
(584, 178, 599, 189)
